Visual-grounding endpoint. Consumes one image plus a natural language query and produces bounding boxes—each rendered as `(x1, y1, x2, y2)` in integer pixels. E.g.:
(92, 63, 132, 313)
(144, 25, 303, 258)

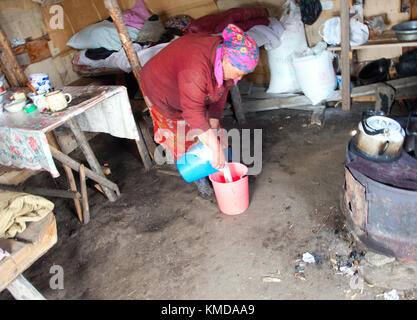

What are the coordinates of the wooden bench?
(0, 212, 57, 300)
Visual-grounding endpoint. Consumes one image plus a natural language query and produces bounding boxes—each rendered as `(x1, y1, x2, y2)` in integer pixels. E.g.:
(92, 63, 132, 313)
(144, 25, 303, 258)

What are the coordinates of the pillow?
(66, 20, 140, 51)
(122, 0, 151, 30)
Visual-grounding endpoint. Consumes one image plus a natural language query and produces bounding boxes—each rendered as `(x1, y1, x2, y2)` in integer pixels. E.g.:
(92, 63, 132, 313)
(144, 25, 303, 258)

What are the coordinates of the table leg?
(7, 274, 46, 300)
(47, 132, 83, 222)
(67, 118, 118, 202)
(79, 164, 90, 224)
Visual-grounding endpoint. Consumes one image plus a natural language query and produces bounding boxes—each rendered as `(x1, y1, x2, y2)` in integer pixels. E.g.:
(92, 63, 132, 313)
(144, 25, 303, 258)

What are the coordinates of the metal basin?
(392, 20, 417, 41)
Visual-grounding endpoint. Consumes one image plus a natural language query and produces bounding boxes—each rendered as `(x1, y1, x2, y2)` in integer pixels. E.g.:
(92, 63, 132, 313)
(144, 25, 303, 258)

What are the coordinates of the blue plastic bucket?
(176, 142, 219, 182)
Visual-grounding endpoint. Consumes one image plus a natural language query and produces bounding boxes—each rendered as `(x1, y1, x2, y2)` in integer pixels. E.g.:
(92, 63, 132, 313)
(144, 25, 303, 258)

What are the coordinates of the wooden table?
(0, 85, 152, 224)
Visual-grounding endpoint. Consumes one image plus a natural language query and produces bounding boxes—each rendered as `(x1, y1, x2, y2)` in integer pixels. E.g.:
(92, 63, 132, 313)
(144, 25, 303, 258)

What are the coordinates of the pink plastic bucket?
(209, 162, 249, 215)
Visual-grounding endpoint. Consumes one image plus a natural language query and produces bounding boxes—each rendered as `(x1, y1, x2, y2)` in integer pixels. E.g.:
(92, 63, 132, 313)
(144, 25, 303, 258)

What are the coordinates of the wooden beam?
(411, 0, 417, 19)
(341, 0, 351, 111)
(240, 76, 417, 112)
(328, 41, 417, 51)
(242, 96, 325, 113)
(0, 183, 80, 200)
(13, 36, 52, 66)
(0, 27, 28, 87)
(104, 0, 141, 84)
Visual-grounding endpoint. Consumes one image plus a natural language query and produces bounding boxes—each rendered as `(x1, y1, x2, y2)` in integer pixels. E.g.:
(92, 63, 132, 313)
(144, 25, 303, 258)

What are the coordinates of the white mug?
(44, 90, 72, 112)
(29, 93, 48, 110)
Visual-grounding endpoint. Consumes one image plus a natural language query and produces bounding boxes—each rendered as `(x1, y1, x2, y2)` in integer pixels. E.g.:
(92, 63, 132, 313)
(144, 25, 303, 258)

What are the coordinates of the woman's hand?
(198, 127, 225, 170)
(210, 139, 226, 170)
(209, 118, 220, 129)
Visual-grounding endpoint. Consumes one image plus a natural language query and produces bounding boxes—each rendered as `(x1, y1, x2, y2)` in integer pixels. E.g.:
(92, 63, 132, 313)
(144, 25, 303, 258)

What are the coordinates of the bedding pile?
(68, 2, 284, 76)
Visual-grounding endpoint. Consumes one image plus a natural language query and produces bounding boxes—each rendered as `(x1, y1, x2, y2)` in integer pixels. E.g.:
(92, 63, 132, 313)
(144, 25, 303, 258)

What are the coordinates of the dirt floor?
(1, 101, 417, 300)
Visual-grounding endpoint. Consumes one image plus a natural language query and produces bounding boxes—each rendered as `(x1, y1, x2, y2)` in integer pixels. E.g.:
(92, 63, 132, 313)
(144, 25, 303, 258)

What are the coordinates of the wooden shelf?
(328, 40, 417, 51)
(328, 30, 417, 51)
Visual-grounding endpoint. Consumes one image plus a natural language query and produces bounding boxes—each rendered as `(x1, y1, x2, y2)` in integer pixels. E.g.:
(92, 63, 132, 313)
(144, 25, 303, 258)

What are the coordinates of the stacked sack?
(267, 0, 308, 94)
(267, 0, 338, 105)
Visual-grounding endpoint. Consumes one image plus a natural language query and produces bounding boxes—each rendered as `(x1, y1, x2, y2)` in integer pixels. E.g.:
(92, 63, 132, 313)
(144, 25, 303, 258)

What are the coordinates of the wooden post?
(341, 0, 351, 112)
(136, 114, 157, 162)
(79, 164, 90, 224)
(104, 0, 142, 84)
(230, 84, 246, 125)
(411, 0, 417, 20)
(104, 0, 153, 171)
(47, 132, 83, 223)
(67, 118, 118, 202)
(0, 27, 28, 87)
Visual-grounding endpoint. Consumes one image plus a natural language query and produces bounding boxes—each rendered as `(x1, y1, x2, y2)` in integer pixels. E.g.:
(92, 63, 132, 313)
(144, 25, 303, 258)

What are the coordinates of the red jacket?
(139, 33, 234, 131)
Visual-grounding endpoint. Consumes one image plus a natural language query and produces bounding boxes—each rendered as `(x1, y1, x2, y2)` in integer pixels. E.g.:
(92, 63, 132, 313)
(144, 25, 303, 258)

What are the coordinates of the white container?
(30, 73, 51, 95)
(4, 99, 26, 113)
(0, 74, 6, 96)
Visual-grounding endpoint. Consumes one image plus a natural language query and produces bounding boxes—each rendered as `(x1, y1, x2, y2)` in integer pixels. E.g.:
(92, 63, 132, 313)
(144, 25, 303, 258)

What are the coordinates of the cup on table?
(44, 90, 72, 112)
(29, 93, 48, 110)
(29, 73, 51, 95)
(11, 90, 26, 102)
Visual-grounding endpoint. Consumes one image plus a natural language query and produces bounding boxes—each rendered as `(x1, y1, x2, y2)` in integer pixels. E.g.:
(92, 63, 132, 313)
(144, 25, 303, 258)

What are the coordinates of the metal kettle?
(354, 111, 405, 162)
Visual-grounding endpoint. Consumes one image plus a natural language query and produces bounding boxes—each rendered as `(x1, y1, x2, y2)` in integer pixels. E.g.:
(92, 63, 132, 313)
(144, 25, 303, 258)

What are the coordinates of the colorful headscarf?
(222, 24, 259, 73)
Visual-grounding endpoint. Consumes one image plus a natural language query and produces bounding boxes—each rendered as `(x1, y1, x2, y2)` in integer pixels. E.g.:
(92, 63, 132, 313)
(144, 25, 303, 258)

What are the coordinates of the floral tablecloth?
(0, 86, 140, 178)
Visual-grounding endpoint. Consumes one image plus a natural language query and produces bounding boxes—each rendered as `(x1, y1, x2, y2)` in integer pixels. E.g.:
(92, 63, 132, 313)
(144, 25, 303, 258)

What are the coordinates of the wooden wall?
(216, 0, 285, 17)
(0, 0, 218, 87)
(0, 0, 46, 41)
(1, 0, 415, 87)
(0, 0, 78, 88)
